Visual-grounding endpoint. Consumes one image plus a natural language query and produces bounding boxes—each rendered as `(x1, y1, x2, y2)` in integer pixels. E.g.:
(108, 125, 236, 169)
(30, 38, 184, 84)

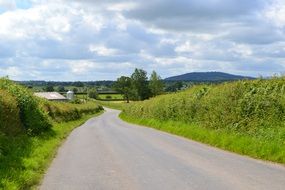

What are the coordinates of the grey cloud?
(125, 0, 264, 20)
(225, 23, 285, 44)
(122, 0, 285, 46)
(124, 0, 265, 28)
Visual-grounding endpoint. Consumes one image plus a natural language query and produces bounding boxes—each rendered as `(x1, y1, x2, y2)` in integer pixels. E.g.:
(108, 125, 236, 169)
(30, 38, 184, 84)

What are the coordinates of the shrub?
(41, 100, 103, 122)
(0, 78, 52, 135)
(88, 89, 98, 99)
(0, 89, 22, 135)
(106, 95, 112, 99)
(70, 98, 82, 104)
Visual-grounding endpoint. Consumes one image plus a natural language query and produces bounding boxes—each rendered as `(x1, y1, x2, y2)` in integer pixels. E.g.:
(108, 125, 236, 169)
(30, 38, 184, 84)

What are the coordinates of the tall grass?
(122, 77, 285, 163)
(120, 113, 285, 164)
(0, 113, 103, 189)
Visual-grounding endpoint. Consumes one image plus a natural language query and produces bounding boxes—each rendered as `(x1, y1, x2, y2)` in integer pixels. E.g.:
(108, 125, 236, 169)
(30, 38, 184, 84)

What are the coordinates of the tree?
(114, 76, 132, 103)
(149, 71, 164, 97)
(88, 88, 98, 99)
(57, 86, 66, 92)
(131, 68, 150, 100)
(44, 85, 54, 92)
(73, 81, 84, 87)
(72, 87, 78, 93)
(165, 81, 184, 92)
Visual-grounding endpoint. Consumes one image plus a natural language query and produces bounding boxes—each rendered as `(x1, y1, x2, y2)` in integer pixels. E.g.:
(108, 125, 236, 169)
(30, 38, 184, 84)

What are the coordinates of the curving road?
(40, 108, 285, 190)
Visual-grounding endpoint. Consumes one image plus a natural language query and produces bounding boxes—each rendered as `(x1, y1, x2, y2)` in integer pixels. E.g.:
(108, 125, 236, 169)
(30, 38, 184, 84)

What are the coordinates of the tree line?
(114, 68, 164, 102)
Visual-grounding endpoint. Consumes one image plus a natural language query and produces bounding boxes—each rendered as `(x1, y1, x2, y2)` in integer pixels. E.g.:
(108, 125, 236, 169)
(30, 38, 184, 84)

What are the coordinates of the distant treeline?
(16, 80, 115, 87)
(16, 71, 255, 94)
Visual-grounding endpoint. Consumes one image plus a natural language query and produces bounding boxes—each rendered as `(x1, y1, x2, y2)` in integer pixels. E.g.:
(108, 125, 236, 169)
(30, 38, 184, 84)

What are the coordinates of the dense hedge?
(42, 101, 103, 122)
(0, 89, 22, 136)
(0, 79, 51, 135)
(123, 78, 285, 141)
(0, 79, 103, 135)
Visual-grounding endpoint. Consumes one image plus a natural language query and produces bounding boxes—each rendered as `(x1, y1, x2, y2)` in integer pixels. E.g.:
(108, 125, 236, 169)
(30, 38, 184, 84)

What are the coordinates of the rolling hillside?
(164, 71, 255, 82)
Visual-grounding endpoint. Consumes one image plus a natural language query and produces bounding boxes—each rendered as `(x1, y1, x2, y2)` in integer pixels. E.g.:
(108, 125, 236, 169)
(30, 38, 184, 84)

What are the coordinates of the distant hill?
(164, 72, 255, 82)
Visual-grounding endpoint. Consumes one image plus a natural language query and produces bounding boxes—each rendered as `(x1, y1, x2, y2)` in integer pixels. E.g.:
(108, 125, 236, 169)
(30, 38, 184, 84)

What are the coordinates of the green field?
(95, 100, 127, 110)
(74, 93, 124, 101)
(97, 93, 124, 100)
(75, 94, 88, 99)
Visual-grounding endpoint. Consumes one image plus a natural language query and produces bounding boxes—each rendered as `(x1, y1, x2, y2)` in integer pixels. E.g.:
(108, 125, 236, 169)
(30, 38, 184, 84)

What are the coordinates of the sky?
(0, 0, 285, 81)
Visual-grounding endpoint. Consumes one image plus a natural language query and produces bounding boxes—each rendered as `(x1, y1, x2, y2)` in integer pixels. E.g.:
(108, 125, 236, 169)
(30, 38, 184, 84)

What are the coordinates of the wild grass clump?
(0, 78, 51, 135)
(122, 77, 285, 163)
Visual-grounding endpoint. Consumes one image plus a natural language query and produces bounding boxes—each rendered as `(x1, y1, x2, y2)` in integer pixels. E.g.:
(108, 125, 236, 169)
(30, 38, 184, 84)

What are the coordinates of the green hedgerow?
(0, 78, 52, 135)
(123, 77, 285, 140)
(0, 89, 22, 136)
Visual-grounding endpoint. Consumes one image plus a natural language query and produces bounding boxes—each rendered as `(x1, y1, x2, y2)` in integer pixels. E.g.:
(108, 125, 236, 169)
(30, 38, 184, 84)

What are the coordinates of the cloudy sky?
(0, 0, 285, 81)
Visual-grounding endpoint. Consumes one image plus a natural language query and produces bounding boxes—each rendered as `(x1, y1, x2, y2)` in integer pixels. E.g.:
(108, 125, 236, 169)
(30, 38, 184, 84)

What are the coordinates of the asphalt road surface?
(40, 108, 285, 190)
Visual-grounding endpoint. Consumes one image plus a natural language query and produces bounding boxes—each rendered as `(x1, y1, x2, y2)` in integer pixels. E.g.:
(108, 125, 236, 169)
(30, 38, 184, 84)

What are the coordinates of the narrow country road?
(40, 108, 285, 190)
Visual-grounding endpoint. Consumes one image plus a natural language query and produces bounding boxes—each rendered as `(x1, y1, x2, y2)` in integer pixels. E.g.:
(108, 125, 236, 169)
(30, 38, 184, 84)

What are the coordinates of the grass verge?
(95, 100, 125, 110)
(120, 112, 285, 164)
(0, 111, 103, 190)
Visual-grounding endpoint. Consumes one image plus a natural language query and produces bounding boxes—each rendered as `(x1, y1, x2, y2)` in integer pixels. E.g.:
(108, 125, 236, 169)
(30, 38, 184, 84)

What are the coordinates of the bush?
(0, 79, 52, 135)
(42, 101, 103, 122)
(106, 95, 112, 99)
(88, 88, 98, 99)
(70, 98, 82, 104)
(0, 89, 22, 135)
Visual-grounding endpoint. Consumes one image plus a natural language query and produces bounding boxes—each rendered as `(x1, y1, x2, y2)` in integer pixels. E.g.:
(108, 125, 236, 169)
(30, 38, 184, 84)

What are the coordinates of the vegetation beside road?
(95, 100, 125, 110)
(42, 100, 103, 122)
(0, 78, 103, 189)
(97, 93, 124, 101)
(0, 113, 103, 189)
(122, 77, 285, 164)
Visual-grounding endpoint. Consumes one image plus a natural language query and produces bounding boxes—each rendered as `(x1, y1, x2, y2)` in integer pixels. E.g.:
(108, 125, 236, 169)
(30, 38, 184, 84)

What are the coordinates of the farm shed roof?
(34, 92, 67, 101)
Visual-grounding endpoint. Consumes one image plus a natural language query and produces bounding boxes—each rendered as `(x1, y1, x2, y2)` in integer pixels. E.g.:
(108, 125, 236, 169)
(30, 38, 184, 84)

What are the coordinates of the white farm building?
(34, 92, 67, 101)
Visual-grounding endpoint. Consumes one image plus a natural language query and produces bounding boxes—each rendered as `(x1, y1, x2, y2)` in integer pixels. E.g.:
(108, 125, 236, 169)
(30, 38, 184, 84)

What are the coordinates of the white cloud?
(264, 0, 285, 28)
(0, 66, 22, 79)
(107, 2, 137, 11)
(0, 0, 16, 10)
(175, 41, 200, 53)
(89, 45, 118, 56)
(229, 44, 253, 57)
(69, 60, 95, 75)
(0, 2, 105, 41)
